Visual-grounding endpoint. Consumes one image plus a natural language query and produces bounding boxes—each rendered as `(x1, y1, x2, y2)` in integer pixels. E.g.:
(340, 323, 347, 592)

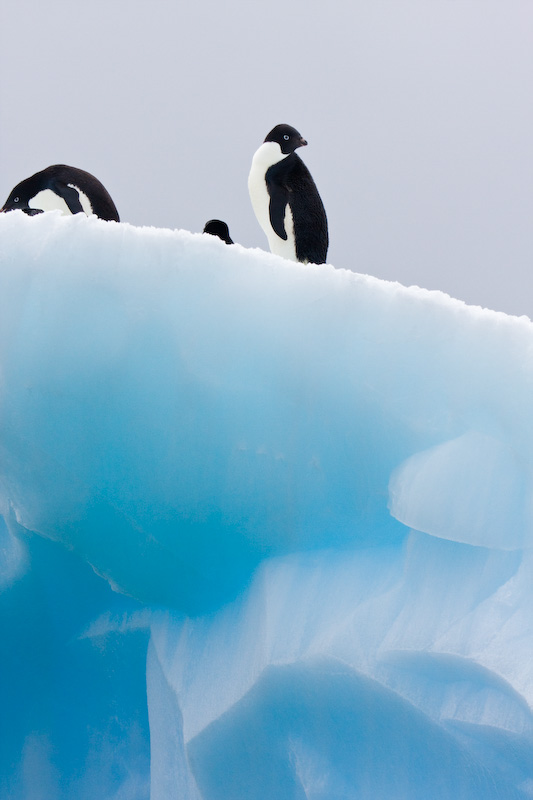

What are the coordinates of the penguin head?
(0, 179, 44, 215)
(264, 124, 308, 155)
(203, 219, 234, 245)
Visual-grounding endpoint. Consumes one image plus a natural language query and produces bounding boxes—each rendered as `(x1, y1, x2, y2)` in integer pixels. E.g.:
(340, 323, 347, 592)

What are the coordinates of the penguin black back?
(203, 219, 234, 244)
(1, 165, 120, 221)
(266, 153, 328, 264)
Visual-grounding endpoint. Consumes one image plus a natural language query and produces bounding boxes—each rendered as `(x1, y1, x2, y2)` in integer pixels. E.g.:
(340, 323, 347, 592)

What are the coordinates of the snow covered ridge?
(1, 211, 533, 798)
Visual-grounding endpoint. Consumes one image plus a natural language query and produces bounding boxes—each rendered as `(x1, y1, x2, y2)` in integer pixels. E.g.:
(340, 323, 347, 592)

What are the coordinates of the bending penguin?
(1, 164, 120, 221)
(248, 124, 328, 264)
(203, 219, 234, 244)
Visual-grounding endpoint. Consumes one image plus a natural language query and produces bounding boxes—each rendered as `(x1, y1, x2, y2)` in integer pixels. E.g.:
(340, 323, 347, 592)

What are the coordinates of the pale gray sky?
(1, 0, 532, 316)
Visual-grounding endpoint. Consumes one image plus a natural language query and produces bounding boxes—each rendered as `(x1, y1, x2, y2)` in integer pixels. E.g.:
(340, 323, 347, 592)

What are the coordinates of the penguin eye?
(14, 197, 19, 203)
(283, 135, 289, 141)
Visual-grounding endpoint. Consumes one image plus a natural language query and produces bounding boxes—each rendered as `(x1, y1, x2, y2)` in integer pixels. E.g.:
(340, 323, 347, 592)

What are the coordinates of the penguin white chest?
(248, 142, 297, 261)
(29, 186, 93, 216)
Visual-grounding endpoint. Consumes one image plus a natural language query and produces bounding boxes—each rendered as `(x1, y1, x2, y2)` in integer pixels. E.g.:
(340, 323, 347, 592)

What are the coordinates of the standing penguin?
(248, 124, 328, 264)
(0, 164, 120, 221)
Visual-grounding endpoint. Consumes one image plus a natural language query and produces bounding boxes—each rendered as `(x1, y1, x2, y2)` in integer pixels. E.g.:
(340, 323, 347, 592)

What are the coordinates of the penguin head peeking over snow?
(0, 164, 120, 222)
(263, 124, 308, 155)
(203, 219, 234, 245)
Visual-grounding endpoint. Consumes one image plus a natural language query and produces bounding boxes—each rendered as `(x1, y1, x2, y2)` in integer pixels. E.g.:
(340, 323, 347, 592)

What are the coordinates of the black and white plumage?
(203, 219, 234, 244)
(248, 124, 328, 264)
(0, 164, 120, 221)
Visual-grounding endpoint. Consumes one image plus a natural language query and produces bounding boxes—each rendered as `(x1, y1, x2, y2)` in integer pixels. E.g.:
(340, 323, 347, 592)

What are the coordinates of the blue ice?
(1, 211, 533, 798)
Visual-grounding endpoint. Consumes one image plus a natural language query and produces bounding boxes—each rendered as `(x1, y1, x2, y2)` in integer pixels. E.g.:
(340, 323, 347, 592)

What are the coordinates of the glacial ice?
(1, 210, 533, 798)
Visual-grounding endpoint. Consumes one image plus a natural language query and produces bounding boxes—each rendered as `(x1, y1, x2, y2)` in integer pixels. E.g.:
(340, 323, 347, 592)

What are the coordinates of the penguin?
(248, 124, 328, 264)
(203, 219, 234, 244)
(0, 164, 120, 221)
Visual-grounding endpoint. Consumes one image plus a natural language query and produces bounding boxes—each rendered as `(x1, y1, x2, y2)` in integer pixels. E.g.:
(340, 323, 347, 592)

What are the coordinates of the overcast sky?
(1, 1, 532, 317)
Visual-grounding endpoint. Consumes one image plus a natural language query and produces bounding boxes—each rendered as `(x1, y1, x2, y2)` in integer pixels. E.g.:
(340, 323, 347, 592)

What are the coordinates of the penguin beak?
(300, 138, 308, 147)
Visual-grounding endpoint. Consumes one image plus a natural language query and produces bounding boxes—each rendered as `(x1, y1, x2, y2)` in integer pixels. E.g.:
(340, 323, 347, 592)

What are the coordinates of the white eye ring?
(283, 134, 289, 140)
(14, 197, 19, 202)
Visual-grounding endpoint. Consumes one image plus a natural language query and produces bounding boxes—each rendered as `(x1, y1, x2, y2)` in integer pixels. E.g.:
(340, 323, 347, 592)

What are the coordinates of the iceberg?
(1, 210, 533, 798)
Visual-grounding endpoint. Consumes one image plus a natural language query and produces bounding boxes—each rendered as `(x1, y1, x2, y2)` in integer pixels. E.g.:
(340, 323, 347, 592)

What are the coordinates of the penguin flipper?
(267, 182, 289, 241)
(52, 181, 85, 214)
